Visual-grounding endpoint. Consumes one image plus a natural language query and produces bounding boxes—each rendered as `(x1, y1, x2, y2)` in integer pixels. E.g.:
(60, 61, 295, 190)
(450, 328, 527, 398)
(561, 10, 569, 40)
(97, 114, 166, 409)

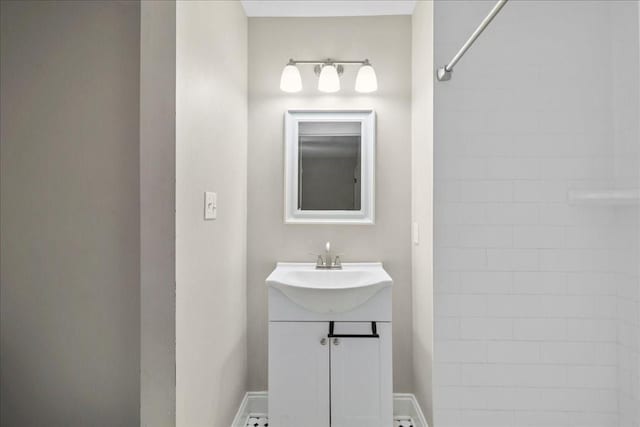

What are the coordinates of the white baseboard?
(231, 391, 428, 427)
(231, 391, 268, 427)
(393, 393, 429, 427)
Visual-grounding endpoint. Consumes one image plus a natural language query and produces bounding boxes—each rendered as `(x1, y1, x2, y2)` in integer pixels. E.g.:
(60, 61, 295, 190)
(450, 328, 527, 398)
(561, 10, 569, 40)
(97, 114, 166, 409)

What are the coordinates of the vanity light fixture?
(279, 58, 377, 93)
(355, 60, 378, 93)
(317, 63, 341, 93)
(280, 60, 303, 93)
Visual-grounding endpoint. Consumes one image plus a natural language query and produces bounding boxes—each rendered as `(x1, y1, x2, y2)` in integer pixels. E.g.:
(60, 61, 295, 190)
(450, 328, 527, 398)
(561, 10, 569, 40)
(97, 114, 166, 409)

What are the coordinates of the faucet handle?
(309, 253, 325, 267)
(333, 255, 342, 268)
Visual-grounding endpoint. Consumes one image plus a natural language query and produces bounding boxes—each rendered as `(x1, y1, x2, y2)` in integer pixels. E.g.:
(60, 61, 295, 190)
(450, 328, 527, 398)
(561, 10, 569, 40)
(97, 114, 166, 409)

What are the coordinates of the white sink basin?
(266, 262, 392, 313)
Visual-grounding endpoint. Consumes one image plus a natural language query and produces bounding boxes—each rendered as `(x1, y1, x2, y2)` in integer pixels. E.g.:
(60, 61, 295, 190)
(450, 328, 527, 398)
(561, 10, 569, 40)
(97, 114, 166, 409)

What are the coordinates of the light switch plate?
(205, 192, 217, 220)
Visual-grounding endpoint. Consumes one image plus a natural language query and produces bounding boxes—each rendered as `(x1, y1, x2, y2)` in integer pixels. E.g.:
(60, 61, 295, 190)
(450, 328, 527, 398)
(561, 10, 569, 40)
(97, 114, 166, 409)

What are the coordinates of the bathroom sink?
(266, 262, 392, 313)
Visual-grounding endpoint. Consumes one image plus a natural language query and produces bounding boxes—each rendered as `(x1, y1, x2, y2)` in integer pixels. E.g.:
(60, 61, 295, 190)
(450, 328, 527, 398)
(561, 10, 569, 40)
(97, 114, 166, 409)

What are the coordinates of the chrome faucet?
(315, 241, 342, 270)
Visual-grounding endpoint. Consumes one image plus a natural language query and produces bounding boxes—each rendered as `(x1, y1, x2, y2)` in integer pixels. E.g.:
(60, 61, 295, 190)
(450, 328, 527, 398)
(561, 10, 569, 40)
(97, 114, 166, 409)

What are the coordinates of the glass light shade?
(280, 64, 302, 93)
(355, 64, 378, 93)
(317, 65, 340, 93)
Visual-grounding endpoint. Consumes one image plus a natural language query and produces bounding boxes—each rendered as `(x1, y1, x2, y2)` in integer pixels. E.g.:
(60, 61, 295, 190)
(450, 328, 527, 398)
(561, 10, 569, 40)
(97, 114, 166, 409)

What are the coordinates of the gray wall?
(175, 2, 248, 426)
(140, 1, 176, 426)
(247, 16, 413, 392)
(1, 1, 140, 425)
(411, 1, 434, 424)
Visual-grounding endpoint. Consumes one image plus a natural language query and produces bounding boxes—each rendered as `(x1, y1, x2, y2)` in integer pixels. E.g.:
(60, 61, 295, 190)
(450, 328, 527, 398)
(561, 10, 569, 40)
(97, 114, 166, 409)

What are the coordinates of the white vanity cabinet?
(267, 262, 393, 427)
(269, 321, 392, 427)
(329, 322, 393, 427)
(268, 322, 330, 427)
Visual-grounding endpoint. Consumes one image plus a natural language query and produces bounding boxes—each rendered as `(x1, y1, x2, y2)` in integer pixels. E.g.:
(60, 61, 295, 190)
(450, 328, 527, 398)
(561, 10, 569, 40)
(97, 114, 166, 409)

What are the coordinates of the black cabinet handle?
(328, 321, 379, 339)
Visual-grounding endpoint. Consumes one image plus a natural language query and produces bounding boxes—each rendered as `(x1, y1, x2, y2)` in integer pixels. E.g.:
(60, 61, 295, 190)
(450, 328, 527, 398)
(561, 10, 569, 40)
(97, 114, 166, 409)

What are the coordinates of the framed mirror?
(284, 110, 375, 224)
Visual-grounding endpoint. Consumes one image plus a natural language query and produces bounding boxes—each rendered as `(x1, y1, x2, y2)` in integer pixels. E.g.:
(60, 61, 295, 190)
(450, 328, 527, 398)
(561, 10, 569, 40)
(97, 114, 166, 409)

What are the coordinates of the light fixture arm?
(288, 58, 371, 77)
(288, 58, 371, 66)
(314, 63, 344, 77)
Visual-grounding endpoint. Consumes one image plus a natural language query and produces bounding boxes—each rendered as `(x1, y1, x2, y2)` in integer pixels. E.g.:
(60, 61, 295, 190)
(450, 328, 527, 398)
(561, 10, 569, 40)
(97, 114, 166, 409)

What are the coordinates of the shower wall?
(611, 2, 640, 427)
(434, 1, 639, 425)
(612, 4, 640, 426)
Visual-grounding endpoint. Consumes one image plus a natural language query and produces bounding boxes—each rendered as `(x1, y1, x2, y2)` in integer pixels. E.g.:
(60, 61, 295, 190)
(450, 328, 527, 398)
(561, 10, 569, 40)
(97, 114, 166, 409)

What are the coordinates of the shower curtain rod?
(437, 0, 509, 81)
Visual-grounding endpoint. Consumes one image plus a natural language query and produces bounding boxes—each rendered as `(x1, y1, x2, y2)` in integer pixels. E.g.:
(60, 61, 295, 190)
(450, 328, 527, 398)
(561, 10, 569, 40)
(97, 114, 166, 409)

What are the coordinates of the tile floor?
(245, 414, 415, 427)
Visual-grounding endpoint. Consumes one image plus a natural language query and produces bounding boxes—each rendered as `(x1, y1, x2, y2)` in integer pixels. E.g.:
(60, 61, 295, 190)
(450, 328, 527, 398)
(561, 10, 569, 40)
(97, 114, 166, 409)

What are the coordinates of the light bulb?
(355, 63, 377, 93)
(280, 63, 302, 93)
(317, 64, 340, 93)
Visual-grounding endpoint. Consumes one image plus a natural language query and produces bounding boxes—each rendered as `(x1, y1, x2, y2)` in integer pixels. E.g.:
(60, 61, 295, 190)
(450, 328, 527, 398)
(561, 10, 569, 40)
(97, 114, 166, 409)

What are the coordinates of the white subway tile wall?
(434, 1, 639, 426)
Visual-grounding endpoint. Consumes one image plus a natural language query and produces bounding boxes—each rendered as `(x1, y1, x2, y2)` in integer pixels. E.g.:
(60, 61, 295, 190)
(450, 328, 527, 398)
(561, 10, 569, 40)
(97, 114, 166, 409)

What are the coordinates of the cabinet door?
(268, 322, 330, 427)
(330, 322, 393, 427)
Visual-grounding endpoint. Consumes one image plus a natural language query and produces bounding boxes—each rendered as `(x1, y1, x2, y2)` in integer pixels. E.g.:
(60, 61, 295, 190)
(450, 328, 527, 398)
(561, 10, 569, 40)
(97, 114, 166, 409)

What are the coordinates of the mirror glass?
(298, 122, 361, 211)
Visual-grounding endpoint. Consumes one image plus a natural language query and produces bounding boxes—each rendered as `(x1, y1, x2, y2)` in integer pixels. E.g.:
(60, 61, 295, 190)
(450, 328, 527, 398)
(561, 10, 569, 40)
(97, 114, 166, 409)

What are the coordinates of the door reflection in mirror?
(298, 121, 361, 211)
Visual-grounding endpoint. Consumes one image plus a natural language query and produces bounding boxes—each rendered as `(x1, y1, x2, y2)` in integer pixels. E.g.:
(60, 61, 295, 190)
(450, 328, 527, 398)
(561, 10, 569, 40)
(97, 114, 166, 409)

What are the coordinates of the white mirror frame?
(284, 109, 376, 224)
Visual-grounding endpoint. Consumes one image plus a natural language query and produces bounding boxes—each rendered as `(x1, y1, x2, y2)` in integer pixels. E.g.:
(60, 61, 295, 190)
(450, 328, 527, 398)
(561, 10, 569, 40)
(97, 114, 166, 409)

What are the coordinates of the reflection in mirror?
(298, 122, 361, 211)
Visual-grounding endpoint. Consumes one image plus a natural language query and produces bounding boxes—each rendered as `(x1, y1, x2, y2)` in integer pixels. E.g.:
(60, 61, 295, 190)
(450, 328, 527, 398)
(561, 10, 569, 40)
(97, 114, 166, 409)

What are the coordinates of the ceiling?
(240, 0, 417, 17)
